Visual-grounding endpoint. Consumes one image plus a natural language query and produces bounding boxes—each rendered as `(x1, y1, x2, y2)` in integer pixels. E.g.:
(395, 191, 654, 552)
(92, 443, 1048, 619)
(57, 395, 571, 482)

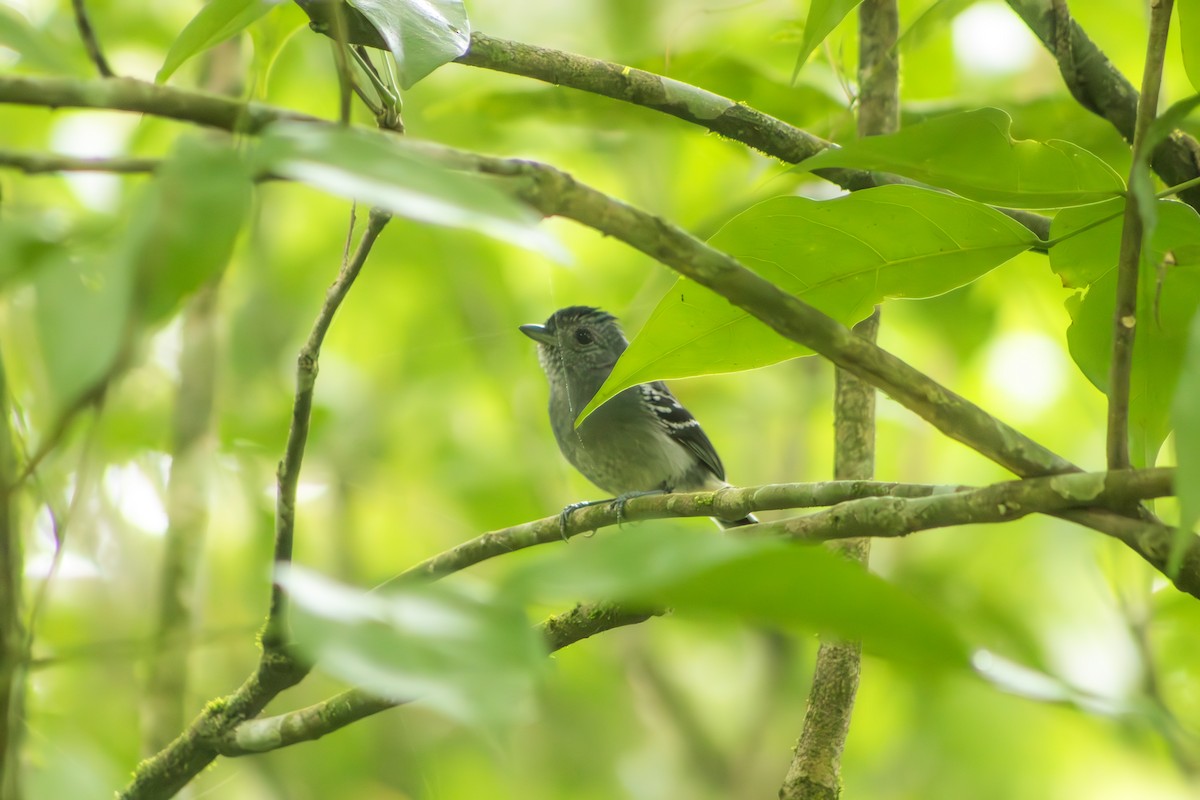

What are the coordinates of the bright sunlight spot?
(103, 461, 169, 535)
(952, 2, 1036, 75)
(982, 331, 1067, 416)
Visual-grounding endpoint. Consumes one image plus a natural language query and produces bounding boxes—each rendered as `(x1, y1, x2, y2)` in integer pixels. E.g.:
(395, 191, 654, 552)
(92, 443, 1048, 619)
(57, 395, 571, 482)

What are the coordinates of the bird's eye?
(574, 328, 594, 345)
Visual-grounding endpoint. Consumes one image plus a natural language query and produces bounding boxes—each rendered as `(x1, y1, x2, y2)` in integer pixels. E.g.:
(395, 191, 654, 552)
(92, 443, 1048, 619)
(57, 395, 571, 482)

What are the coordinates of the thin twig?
(1107, 0, 1174, 469)
(263, 207, 391, 651)
(70, 0, 114, 77)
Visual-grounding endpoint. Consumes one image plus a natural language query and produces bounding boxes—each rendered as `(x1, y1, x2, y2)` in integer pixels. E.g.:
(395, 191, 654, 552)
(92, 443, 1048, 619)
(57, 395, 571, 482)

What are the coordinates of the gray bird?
(520, 306, 757, 531)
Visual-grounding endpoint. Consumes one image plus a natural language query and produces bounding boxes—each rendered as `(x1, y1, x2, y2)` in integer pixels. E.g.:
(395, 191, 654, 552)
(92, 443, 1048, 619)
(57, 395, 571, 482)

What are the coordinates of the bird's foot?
(558, 499, 606, 541)
(610, 489, 665, 526)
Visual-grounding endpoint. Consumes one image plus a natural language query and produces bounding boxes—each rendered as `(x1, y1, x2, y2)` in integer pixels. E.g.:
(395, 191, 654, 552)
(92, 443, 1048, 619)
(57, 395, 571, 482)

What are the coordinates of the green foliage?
(507, 527, 969, 669)
(351, 0, 468, 88)
(1172, 310, 1200, 543)
(792, 0, 863, 81)
(1179, 0, 1200, 94)
(253, 122, 564, 257)
(1052, 199, 1200, 462)
(797, 108, 1126, 208)
(284, 566, 546, 733)
(157, 0, 276, 83)
(582, 184, 1036, 422)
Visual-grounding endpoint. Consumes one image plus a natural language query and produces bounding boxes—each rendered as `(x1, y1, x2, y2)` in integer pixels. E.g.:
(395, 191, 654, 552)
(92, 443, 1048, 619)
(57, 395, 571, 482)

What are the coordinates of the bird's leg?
(610, 489, 665, 526)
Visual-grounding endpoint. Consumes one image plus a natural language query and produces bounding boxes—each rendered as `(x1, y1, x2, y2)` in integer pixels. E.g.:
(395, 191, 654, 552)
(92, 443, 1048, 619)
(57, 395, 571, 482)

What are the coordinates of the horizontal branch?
(386, 470, 1183, 586)
(221, 468, 1178, 756)
(218, 601, 658, 755)
(0, 74, 315, 133)
(753, 468, 1177, 541)
(0, 149, 159, 174)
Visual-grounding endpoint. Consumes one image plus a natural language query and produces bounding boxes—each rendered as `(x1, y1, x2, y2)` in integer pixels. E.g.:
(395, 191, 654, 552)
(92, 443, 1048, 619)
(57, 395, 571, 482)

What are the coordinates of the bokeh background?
(2, 0, 1197, 797)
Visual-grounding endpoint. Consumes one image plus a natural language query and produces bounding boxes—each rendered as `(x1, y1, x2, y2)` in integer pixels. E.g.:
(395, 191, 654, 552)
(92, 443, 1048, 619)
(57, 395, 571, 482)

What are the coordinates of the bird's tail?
(716, 513, 758, 529)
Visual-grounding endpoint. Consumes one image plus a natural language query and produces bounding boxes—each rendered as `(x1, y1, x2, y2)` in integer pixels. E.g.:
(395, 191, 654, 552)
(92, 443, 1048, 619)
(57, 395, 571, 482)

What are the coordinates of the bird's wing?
(639, 382, 726, 482)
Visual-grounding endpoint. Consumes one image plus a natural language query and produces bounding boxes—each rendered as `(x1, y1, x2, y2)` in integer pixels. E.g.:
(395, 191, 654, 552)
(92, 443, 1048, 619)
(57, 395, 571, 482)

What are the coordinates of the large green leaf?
(128, 137, 253, 324)
(350, 0, 468, 88)
(580, 184, 1036, 422)
(254, 123, 565, 259)
(791, 0, 863, 81)
(1180, 0, 1200, 94)
(157, 0, 276, 83)
(796, 108, 1125, 208)
(505, 527, 969, 669)
(1053, 200, 1200, 464)
(1174, 308, 1200, 556)
(33, 250, 132, 416)
(282, 566, 546, 732)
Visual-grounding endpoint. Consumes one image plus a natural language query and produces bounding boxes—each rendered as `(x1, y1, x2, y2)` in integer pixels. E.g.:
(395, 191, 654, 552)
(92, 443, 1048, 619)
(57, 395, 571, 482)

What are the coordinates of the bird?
(520, 305, 757, 533)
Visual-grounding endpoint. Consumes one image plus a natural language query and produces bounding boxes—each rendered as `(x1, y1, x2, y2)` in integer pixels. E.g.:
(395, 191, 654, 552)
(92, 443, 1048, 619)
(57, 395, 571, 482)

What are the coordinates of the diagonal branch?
(264, 207, 391, 650)
(70, 0, 114, 78)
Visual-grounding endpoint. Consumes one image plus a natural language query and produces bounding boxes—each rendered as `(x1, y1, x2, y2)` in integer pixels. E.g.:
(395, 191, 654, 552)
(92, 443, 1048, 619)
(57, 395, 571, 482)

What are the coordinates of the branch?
(122, 210, 392, 800)
(0, 150, 158, 174)
(144, 286, 218, 753)
(0, 341, 24, 800)
(1007, 0, 1200, 211)
(1107, 0, 1173, 469)
(452, 33, 1051, 242)
(217, 602, 658, 755)
(264, 207, 391, 650)
(70, 0, 114, 78)
(0, 75, 317, 133)
(382, 471, 1184, 585)
(782, 0, 898, 793)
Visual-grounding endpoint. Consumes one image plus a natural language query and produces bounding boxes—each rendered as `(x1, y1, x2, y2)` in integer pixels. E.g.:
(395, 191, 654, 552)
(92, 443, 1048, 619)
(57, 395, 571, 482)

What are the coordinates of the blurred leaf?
(792, 0, 863, 81)
(33, 251, 132, 415)
(0, 6, 81, 74)
(282, 566, 546, 732)
(127, 137, 253, 324)
(1179, 0, 1200, 94)
(254, 122, 565, 259)
(506, 528, 969, 669)
(248, 1, 309, 96)
(1173, 307, 1200, 542)
(158, 0, 277, 83)
(580, 185, 1035, 422)
(796, 108, 1125, 208)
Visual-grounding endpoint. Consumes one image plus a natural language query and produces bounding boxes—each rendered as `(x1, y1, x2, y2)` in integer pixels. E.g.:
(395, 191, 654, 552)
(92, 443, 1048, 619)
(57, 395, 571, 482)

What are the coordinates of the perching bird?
(520, 306, 756, 530)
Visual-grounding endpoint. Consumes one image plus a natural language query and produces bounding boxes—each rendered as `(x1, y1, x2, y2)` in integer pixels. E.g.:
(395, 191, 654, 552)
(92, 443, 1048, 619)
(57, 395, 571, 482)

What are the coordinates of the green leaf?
(254, 122, 565, 259)
(33, 251, 133, 416)
(127, 137, 253, 324)
(1171, 307, 1200, 540)
(347, 0, 469, 89)
(579, 185, 1036, 423)
(247, 1, 308, 96)
(1179, 0, 1200, 94)
(0, 5, 81, 74)
(157, 0, 276, 83)
(1057, 200, 1200, 464)
(791, 0, 863, 82)
(1129, 94, 1200, 260)
(796, 108, 1125, 208)
(505, 528, 969, 669)
(282, 566, 546, 733)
